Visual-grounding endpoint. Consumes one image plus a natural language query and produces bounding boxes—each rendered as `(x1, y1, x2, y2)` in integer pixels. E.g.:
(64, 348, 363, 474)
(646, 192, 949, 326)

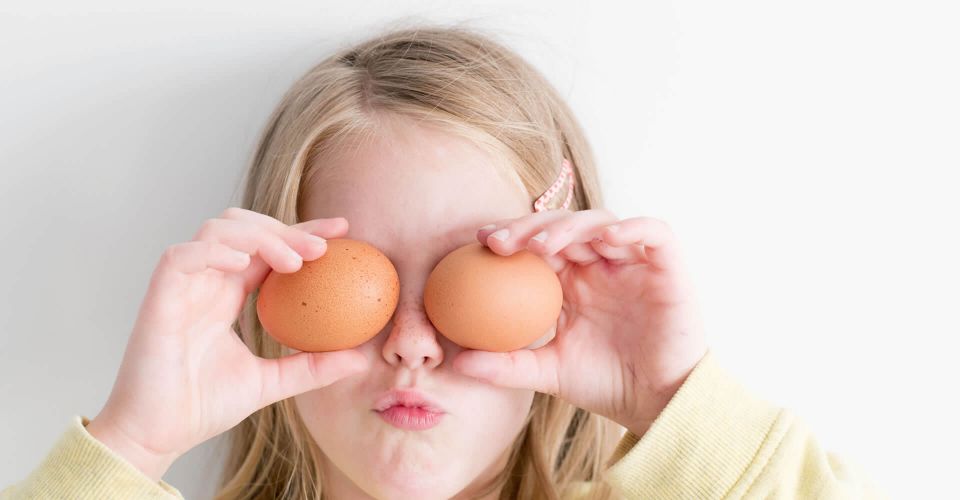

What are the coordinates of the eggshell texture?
(256, 238, 399, 352)
(424, 242, 562, 352)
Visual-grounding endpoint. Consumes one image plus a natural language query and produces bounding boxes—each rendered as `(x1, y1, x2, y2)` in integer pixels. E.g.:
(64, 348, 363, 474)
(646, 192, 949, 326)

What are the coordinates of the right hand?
(86, 207, 370, 481)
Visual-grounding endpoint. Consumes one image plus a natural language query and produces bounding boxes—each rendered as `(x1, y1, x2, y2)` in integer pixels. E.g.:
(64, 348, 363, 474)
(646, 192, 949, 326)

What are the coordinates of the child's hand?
(454, 209, 708, 437)
(85, 208, 370, 481)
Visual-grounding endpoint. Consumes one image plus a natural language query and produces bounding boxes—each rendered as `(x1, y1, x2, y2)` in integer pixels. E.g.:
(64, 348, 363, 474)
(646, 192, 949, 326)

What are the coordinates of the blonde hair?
(215, 22, 623, 500)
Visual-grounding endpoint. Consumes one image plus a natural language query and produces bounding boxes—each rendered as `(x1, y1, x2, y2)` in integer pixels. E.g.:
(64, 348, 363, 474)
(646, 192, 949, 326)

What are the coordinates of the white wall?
(2, 1, 957, 498)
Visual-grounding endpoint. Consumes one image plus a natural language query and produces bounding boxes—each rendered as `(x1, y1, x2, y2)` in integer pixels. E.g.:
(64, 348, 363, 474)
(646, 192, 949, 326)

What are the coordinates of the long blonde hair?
(215, 22, 623, 500)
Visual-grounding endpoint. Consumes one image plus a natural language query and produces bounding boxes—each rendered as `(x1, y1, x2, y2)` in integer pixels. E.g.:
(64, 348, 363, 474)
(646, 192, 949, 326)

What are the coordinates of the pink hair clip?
(533, 158, 575, 212)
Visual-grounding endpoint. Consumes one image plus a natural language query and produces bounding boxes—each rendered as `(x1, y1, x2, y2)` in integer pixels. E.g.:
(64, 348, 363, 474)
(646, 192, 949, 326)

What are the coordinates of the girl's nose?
(380, 301, 444, 370)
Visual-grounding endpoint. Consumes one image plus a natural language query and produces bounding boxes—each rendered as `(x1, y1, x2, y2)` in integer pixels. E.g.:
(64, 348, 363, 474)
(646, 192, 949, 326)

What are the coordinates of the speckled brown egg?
(256, 238, 399, 352)
(423, 242, 562, 352)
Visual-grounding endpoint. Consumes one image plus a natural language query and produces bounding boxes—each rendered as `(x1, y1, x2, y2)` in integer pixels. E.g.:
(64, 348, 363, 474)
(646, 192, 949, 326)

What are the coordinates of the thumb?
(257, 349, 369, 407)
(453, 347, 560, 396)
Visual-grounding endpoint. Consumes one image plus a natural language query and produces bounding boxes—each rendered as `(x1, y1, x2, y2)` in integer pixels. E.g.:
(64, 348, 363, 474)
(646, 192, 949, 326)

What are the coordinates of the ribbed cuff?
(10, 415, 183, 499)
(602, 351, 788, 498)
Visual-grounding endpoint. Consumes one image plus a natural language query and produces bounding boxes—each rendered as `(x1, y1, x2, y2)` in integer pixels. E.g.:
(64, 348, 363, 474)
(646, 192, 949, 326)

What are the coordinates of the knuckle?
(195, 218, 219, 240)
(307, 355, 326, 385)
(284, 224, 309, 242)
(554, 218, 577, 233)
(548, 208, 575, 222)
(632, 216, 671, 234)
(652, 218, 674, 234)
(160, 242, 189, 265)
(547, 372, 561, 397)
(644, 216, 669, 228)
(267, 233, 292, 254)
(503, 221, 524, 235)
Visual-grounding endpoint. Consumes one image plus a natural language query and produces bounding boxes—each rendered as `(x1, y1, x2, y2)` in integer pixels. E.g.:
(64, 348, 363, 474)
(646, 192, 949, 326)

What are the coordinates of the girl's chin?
(361, 470, 460, 500)
(358, 448, 471, 496)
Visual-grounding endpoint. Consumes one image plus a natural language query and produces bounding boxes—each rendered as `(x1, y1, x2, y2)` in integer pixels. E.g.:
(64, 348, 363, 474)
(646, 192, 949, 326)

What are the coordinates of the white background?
(2, 1, 958, 498)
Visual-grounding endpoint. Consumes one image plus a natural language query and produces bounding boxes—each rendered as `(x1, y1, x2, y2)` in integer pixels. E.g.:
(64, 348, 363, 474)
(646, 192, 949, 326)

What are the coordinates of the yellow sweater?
(0, 352, 886, 499)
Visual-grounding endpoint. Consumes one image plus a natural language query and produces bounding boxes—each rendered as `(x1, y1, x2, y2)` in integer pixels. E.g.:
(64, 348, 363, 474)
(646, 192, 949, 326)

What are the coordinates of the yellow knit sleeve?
(598, 351, 889, 499)
(0, 416, 183, 499)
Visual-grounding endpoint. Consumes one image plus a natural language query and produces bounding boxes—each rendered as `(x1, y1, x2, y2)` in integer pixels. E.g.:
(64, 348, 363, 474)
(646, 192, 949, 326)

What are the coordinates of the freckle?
(378, 298, 382, 302)
(301, 301, 307, 306)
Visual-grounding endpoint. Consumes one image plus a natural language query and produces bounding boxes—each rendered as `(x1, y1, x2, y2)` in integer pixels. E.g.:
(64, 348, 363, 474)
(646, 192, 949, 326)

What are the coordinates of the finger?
(204, 242, 251, 272)
(452, 346, 560, 396)
(522, 209, 619, 257)
(292, 216, 350, 240)
(256, 349, 370, 407)
(559, 241, 605, 265)
(194, 217, 349, 295)
(148, 241, 251, 306)
(600, 217, 683, 270)
(157, 241, 251, 276)
(216, 207, 350, 262)
(220, 207, 346, 241)
(256, 217, 349, 292)
(538, 252, 570, 274)
(476, 209, 574, 254)
(589, 237, 650, 265)
(194, 218, 311, 275)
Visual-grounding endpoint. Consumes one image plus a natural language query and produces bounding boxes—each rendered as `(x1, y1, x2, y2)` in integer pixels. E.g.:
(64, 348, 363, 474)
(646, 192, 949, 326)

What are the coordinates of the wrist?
(620, 396, 671, 439)
(619, 375, 690, 438)
(85, 414, 180, 482)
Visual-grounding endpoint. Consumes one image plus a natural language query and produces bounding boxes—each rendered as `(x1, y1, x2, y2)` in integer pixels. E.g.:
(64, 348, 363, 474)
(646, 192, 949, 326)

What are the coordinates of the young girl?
(1, 25, 884, 500)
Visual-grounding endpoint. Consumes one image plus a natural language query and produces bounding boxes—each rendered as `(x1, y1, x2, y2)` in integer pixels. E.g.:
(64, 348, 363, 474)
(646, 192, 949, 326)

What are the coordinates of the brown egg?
(424, 242, 562, 352)
(256, 238, 399, 352)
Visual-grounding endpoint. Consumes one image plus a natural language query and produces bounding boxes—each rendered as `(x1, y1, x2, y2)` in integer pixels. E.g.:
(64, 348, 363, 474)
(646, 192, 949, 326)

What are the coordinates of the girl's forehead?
(306, 116, 527, 201)
(300, 124, 531, 262)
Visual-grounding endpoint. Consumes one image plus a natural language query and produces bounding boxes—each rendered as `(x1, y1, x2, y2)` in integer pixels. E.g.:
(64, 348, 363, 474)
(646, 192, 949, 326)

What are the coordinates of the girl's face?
(291, 115, 554, 499)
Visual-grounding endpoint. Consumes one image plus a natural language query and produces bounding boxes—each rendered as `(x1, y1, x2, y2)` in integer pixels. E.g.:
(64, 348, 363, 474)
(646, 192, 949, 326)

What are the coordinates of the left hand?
(452, 208, 708, 437)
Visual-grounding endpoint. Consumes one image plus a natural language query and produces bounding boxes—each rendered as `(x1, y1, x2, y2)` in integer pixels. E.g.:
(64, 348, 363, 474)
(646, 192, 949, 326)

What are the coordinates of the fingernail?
(490, 228, 510, 241)
(285, 245, 303, 262)
(479, 224, 497, 232)
(532, 231, 548, 242)
(607, 224, 620, 233)
(307, 234, 327, 246)
(231, 250, 250, 264)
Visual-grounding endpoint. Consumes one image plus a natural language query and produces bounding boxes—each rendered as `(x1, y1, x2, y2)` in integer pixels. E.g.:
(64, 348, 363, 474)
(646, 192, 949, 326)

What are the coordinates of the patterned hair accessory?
(533, 158, 575, 212)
